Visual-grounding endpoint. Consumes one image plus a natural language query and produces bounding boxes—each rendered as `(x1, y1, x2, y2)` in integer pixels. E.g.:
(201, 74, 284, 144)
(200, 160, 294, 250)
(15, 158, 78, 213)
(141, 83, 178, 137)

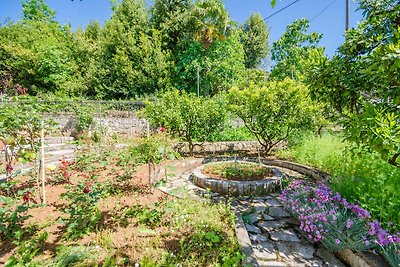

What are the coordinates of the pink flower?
(23, 191, 33, 202)
(83, 186, 90, 194)
(335, 239, 341, 244)
(6, 164, 13, 173)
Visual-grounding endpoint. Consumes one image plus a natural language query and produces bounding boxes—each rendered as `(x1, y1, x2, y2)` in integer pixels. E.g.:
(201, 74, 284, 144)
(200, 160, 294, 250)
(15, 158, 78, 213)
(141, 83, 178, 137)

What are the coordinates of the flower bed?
(281, 180, 400, 267)
(202, 161, 274, 181)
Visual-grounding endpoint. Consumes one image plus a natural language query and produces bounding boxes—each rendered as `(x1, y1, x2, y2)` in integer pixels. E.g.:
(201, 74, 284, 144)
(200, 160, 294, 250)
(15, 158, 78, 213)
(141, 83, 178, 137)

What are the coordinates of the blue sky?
(0, 0, 363, 56)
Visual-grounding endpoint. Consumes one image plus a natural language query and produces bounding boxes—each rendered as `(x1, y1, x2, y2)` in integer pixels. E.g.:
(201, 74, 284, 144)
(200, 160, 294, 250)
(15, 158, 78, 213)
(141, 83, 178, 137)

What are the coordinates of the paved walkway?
(158, 161, 346, 267)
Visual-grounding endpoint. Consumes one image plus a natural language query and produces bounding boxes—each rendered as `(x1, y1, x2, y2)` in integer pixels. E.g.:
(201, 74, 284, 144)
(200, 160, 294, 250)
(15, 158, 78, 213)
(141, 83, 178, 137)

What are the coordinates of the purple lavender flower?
(346, 219, 354, 229)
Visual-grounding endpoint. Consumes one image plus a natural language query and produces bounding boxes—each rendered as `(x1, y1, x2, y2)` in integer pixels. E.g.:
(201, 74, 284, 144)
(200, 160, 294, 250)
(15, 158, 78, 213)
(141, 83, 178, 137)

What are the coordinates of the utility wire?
(264, 0, 302, 21)
(310, 0, 338, 22)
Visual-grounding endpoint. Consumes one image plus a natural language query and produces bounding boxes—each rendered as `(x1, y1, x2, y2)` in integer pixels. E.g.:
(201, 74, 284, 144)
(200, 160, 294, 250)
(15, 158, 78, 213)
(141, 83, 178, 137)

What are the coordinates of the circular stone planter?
(189, 161, 283, 196)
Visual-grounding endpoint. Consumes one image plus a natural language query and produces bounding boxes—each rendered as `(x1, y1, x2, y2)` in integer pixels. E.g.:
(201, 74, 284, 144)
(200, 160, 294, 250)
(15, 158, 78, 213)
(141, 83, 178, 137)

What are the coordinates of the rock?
(282, 217, 300, 226)
(253, 196, 269, 202)
(316, 247, 345, 267)
(263, 214, 275, 221)
(253, 242, 277, 261)
(277, 242, 315, 260)
(250, 234, 269, 243)
(269, 207, 290, 218)
(231, 200, 240, 207)
(252, 203, 268, 214)
(337, 249, 373, 267)
(258, 260, 287, 267)
(270, 230, 300, 242)
(277, 243, 291, 258)
(266, 198, 282, 207)
(243, 213, 262, 224)
(258, 220, 287, 231)
(246, 223, 262, 234)
(293, 243, 315, 260)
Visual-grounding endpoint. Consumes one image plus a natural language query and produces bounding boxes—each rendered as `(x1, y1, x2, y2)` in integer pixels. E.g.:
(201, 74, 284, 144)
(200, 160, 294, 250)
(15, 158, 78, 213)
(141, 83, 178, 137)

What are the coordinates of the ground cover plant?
(202, 162, 274, 181)
(0, 142, 244, 266)
(279, 133, 400, 230)
(281, 179, 400, 266)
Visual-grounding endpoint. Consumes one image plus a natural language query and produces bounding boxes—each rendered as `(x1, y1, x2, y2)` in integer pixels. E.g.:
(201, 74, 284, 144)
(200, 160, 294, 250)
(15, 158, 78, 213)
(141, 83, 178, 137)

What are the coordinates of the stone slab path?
(157, 160, 347, 267)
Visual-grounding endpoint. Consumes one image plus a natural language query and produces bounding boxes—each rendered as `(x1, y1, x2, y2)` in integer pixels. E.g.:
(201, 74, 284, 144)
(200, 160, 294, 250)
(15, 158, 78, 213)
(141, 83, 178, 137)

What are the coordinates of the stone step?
(43, 143, 77, 153)
(44, 149, 76, 157)
(42, 136, 74, 144)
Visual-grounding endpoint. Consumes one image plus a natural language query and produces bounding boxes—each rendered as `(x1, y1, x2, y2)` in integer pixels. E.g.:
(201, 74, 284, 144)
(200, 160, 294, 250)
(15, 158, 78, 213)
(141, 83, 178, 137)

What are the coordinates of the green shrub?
(74, 106, 94, 133)
(61, 180, 105, 240)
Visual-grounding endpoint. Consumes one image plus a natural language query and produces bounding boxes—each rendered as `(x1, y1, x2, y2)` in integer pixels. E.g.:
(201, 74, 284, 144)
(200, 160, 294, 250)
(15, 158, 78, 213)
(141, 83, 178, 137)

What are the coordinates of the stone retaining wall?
(174, 141, 281, 155)
(44, 113, 148, 136)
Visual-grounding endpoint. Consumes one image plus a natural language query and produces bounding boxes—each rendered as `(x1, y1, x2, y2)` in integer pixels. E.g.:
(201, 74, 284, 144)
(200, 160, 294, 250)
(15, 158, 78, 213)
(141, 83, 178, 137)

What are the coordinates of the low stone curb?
(189, 161, 283, 196)
(234, 211, 260, 267)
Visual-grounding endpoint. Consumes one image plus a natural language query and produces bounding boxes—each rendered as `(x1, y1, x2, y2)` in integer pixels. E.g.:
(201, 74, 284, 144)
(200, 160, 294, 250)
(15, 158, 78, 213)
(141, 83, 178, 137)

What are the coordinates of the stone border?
(189, 161, 283, 196)
(234, 211, 260, 266)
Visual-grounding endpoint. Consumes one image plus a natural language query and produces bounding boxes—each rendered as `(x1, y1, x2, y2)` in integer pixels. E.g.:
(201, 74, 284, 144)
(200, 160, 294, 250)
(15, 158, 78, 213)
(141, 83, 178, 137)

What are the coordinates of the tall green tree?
(271, 18, 325, 81)
(89, 0, 171, 99)
(175, 31, 245, 95)
(151, 0, 193, 55)
(242, 13, 269, 69)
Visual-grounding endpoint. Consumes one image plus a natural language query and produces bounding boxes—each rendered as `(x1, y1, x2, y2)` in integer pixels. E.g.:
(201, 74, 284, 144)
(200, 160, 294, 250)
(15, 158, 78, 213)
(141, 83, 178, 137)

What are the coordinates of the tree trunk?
(388, 152, 400, 167)
(188, 140, 194, 156)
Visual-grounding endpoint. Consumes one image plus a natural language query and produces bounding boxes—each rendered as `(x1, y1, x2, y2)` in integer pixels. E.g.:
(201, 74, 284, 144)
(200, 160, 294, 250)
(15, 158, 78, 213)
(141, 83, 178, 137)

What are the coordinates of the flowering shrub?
(281, 180, 399, 266)
(61, 178, 105, 240)
(50, 158, 74, 184)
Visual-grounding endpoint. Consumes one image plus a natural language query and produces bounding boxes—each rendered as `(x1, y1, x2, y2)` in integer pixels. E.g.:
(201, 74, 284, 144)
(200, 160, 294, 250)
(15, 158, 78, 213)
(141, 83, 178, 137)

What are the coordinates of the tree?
(22, 0, 56, 22)
(242, 13, 269, 69)
(142, 90, 228, 155)
(0, 19, 87, 96)
(89, 0, 171, 98)
(175, 31, 245, 95)
(150, 0, 193, 55)
(271, 18, 325, 81)
(227, 79, 317, 155)
(307, 0, 400, 166)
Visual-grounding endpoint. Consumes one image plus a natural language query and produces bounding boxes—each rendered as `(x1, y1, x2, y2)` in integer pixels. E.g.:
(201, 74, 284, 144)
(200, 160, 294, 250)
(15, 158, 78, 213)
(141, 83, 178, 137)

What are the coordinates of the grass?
(278, 132, 400, 229)
(203, 161, 274, 181)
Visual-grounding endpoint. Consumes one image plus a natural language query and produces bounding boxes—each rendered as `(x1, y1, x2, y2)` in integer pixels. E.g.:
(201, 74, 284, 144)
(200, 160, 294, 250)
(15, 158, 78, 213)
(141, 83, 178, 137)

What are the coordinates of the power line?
(263, 0, 302, 21)
(310, 0, 338, 22)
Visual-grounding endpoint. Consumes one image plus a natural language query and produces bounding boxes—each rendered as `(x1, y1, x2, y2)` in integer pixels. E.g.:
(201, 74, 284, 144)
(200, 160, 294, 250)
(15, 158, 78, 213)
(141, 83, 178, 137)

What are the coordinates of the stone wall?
(45, 112, 148, 137)
(174, 141, 285, 155)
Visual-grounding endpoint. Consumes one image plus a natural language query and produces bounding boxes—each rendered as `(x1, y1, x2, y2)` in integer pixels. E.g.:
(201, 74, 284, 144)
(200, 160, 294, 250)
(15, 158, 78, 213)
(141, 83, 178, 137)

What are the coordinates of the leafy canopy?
(227, 79, 318, 155)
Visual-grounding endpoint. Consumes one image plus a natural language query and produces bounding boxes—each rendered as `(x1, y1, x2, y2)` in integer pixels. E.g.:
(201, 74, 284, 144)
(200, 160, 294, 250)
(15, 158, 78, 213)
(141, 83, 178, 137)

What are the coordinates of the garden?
(1, 0, 399, 266)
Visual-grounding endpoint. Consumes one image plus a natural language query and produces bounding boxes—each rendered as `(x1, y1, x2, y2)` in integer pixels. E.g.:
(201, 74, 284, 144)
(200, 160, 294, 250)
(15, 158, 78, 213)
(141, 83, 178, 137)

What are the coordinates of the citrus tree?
(142, 90, 227, 154)
(227, 79, 318, 155)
